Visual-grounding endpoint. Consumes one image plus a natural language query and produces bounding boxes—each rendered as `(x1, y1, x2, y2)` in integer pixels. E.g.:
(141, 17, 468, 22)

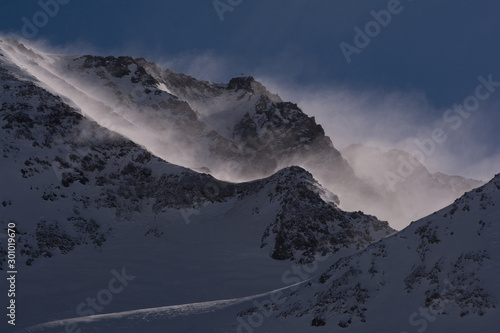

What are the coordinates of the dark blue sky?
(1, 0, 499, 106)
(1, 0, 499, 178)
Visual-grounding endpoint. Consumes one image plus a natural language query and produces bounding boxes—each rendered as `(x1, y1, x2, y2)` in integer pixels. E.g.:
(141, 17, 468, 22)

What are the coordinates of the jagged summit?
(226, 76, 282, 101)
(227, 76, 256, 91)
(78, 55, 160, 87)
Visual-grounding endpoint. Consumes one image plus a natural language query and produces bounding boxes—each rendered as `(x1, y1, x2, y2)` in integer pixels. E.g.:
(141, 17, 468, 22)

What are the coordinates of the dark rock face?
(228, 92, 358, 190)
(311, 318, 326, 326)
(79, 55, 158, 85)
(226, 76, 281, 101)
(161, 69, 223, 99)
(21, 219, 110, 266)
(227, 76, 255, 92)
(255, 167, 393, 263)
(231, 95, 333, 178)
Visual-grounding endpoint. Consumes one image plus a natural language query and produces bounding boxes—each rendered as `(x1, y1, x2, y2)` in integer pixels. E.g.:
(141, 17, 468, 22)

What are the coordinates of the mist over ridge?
(0, 36, 491, 230)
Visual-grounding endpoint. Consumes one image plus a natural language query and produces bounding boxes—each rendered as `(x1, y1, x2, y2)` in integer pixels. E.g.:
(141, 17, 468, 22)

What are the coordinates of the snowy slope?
(0, 38, 239, 174)
(261, 174, 500, 332)
(7, 168, 498, 333)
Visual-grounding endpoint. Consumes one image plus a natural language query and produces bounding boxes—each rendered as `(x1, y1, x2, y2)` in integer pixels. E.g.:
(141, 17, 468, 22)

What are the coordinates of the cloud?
(3, 35, 102, 57)
(256, 75, 500, 182)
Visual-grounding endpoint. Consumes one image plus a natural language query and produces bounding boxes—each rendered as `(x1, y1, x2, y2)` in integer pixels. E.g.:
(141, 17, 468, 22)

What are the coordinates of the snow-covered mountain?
(0, 37, 394, 332)
(0, 38, 482, 230)
(0, 37, 497, 333)
(258, 173, 500, 332)
(0, 54, 393, 264)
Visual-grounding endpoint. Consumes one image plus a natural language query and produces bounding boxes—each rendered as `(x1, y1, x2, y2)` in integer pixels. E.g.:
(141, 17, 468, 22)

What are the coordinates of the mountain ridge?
(0, 37, 484, 229)
(0, 44, 395, 268)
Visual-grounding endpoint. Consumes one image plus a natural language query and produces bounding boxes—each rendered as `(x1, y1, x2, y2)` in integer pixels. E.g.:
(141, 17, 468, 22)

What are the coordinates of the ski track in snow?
(21, 279, 311, 332)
